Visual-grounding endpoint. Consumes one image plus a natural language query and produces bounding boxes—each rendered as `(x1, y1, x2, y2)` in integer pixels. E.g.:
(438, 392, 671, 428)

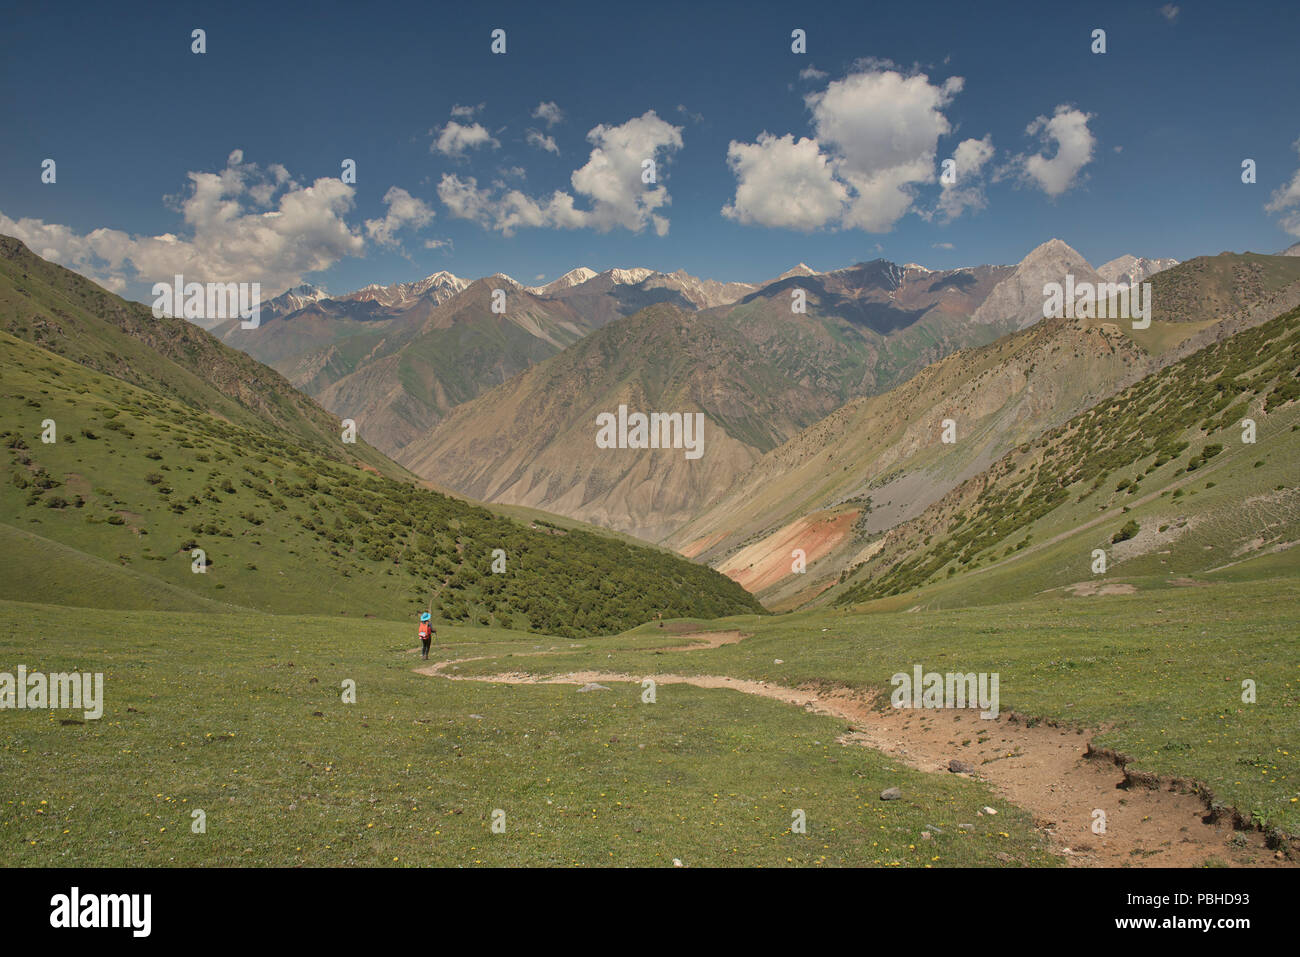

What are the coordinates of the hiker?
(418, 613, 435, 660)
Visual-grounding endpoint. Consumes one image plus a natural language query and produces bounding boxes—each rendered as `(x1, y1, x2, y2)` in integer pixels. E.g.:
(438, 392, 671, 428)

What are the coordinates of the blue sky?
(2, 0, 1298, 301)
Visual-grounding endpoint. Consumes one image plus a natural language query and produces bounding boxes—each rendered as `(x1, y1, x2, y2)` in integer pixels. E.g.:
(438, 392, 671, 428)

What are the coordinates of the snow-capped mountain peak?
(605, 267, 656, 285)
(263, 283, 330, 319)
(1096, 254, 1179, 285)
(344, 271, 468, 307)
(527, 267, 598, 295)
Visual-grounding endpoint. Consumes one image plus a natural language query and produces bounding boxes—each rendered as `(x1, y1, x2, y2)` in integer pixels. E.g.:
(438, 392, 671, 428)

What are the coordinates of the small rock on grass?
(576, 682, 609, 693)
(880, 787, 902, 801)
(948, 760, 974, 774)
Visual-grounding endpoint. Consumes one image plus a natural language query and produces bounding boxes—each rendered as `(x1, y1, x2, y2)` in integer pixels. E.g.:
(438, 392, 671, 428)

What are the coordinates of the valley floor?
(420, 649, 1280, 867)
(2, 569, 1295, 867)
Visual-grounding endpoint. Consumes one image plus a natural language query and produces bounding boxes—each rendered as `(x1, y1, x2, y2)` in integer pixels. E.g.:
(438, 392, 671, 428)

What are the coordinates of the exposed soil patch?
(63, 473, 92, 498)
(1064, 581, 1137, 597)
(720, 510, 858, 593)
(1111, 515, 1201, 563)
(676, 530, 728, 560)
(652, 630, 749, 652)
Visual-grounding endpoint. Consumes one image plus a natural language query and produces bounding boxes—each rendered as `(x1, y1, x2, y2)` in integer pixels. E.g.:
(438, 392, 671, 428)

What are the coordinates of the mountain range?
(388, 241, 1300, 603)
(220, 243, 1107, 489)
(397, 239, 1178, 540)
(215, 263, 767, 454)
(17, 227, 1299, 614)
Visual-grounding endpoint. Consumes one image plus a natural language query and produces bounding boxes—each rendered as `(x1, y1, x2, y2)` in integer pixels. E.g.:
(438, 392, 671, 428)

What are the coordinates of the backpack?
(418, 622, 431, 639)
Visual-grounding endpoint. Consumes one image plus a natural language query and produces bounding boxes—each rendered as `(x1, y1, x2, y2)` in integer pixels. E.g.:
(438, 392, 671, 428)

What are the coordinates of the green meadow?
(0, 600, 1053, 867)
(451, 574, 1300, 839)
(2, 563, 1294, 866)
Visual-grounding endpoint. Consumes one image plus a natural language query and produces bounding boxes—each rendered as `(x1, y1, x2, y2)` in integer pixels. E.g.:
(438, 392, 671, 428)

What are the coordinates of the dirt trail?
(655, 630, 749, 651)
(416, 636, 1289, 868)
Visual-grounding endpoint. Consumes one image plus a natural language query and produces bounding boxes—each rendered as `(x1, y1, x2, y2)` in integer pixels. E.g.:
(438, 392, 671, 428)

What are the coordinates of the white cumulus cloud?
(526, 129, 560, 154)
(437, 174, 568, 236)
(433, 120, 500, 157)
(0, 150, 366, 295)
(439, 111, 683, 236)
(1016, 106, 1096, 197)
(364, 186, 435, 248)
(1265, 136, 1300, 238)
(531, 101, 564, 127)
(811, 70, 963, 230)
(935, 135, 995, 223)
(723, 67, 974, 232)
(722, 133, 847, 230)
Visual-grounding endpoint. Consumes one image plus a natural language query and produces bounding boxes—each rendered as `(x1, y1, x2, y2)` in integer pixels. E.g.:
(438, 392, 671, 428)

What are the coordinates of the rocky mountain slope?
(669, 250, 1300, 607)
(399, 242, 1110, 540)
(667, 313, 1150, 608)
(217, 264, 763, 456)
(830, 302, 1300, 611)
(1097, 254, 1179, 285)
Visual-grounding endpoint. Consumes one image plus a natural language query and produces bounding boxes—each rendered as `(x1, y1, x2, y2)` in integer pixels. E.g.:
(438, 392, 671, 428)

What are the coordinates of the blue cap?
(420, 612, 431, 622)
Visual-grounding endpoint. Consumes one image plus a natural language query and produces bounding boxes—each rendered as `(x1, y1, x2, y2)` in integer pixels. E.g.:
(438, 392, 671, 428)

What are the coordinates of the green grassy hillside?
(1148, 251, 1300, 324)
(833, 303, 1300, 606)
(0, 234, 401, 479)
(0, 330, 762, 636)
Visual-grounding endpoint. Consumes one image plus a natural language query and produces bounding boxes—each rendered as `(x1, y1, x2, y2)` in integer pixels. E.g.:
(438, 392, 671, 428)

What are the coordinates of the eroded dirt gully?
(415, 631, 1290, 868)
